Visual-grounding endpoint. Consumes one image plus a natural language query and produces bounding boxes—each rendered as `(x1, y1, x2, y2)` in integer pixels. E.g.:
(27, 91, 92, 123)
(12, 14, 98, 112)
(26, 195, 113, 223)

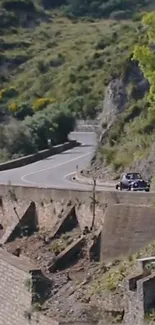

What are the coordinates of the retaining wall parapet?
(0, 184, 154, 206)
(0, 140, 80, 171)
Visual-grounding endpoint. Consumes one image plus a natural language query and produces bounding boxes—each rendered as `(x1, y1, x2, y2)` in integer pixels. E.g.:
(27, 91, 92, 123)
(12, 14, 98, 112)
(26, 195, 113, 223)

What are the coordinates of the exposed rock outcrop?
(84, 60, 150, 179)
(99, 60, 149, 143)
(101, 78, 127, 130)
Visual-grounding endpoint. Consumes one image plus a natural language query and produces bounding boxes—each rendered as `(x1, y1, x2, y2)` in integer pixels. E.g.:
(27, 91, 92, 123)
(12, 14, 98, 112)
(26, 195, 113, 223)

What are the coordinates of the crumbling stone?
(4, 201, 38, 243)
(51, 205, 80, 239)
(66, 271, 71, 281)
(48, 236, 85, 272)
(124, 271, 155, 325)
(89, 227, 102, 262)
(0, 248, 54, 325)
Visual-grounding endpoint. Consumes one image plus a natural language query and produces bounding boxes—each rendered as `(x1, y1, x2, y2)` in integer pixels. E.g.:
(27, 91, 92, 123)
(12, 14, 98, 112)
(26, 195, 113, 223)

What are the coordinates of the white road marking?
(21, 151, 93, 185)
(0, 147, 79, 175)
(64, 171, 76, 178)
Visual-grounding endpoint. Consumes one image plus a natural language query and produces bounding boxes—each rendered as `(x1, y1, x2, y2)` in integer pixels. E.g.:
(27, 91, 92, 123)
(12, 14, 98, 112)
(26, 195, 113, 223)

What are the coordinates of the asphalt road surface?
(0, 132, 98, 190)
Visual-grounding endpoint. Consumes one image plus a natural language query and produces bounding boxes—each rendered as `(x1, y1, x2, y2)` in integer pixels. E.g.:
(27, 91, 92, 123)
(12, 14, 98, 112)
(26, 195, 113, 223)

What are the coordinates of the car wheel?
(145, 188, 150, 192)
(120, 183, 123, 191)
(116, 184, 119, 190)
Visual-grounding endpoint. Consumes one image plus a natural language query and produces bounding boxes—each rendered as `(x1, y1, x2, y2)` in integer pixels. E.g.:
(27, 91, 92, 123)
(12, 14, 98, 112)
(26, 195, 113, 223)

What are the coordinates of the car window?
(133, 173, 141, 179)
(126, 173, 141, 180)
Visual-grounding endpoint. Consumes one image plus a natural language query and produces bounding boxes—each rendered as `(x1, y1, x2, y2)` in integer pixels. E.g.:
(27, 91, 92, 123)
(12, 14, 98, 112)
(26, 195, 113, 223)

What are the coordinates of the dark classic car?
(115, 172, 150, 192)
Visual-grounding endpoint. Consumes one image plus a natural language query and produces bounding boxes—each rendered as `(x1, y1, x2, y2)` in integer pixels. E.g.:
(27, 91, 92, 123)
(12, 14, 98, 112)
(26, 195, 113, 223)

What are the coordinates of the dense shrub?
(0, 121, 36, 156)
(0, 103, 75, 159)
(9, 101, 34, 120)
(33, 98, 53, 111)
(23, 104, 75, 150)
(0, 87, 18, 101)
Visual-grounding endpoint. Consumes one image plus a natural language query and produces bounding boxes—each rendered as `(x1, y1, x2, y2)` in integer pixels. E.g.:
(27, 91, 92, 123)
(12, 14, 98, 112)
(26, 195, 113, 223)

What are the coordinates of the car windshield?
(126, 173, 141, 180)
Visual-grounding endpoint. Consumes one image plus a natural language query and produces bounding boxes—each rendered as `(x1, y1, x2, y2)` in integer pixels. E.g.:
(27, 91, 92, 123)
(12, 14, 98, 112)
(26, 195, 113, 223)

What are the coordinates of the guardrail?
(75, 119, 101, 133)
(0, 140, 80, 171)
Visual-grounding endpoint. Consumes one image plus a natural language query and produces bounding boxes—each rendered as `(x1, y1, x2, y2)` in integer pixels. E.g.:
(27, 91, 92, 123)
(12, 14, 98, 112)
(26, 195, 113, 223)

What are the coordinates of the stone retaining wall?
(101, 204, 155, 260)
(0, 185, 155, 260)
(0, 140, 79, 171)
(0, 248, 57, 325)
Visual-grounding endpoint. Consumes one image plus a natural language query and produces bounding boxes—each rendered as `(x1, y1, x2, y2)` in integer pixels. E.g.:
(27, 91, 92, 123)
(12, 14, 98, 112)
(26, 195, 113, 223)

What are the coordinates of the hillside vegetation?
(91, 11, 155, 181)
(0, 0, 155, 162)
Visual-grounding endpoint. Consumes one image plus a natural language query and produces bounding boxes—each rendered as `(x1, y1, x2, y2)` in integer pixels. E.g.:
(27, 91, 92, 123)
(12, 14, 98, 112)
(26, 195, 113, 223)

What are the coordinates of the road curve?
(0, 132, 100, 190)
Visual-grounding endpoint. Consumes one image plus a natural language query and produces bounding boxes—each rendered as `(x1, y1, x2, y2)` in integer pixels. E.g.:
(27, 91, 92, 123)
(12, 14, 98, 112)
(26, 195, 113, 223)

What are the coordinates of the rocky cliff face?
(99, 60, 149, 143)
(101, 78, 127, 130)
(84, 60, 150, 180)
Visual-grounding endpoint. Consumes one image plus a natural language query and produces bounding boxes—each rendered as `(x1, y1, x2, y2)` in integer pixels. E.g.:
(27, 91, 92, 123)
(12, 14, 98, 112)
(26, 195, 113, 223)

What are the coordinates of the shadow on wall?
(0, 201, 39, 245)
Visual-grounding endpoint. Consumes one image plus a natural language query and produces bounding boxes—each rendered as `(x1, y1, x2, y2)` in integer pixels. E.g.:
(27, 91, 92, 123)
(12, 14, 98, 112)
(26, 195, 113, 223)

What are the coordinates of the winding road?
(0, 132, 98, 190)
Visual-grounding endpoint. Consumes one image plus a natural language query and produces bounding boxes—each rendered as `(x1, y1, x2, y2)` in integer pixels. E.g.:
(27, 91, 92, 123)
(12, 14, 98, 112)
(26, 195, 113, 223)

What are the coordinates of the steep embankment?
(0, 0, 154, 121)
(85, 53, 155, 182)
(0, 15, 143, 119)
(1, 0, 155, 171)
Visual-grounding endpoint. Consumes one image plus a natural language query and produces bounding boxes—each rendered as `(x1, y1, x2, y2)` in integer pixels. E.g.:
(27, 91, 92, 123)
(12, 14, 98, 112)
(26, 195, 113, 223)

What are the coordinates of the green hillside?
(0, 0, 155, 162)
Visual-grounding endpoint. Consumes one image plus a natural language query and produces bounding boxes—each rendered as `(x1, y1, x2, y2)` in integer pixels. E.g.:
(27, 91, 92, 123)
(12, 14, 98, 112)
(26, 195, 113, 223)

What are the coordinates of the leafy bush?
(9, 102, 18, 113)
(2, 121, 36, 156)
(23, 104, 75, 150)
(0, 103, 75, 160)
(33, 98, 55, 111)
(0, 87, 18, 101)
(9, 102, 33, 120)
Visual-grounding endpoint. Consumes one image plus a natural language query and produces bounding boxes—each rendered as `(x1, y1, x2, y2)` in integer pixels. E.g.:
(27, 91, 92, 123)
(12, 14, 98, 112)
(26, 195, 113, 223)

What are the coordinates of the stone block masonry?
(0, 201, 38, 244)
(0, 184, 153, 231)
(0, 184, 154, 206)
(0, 185, 106, 233)
(124, 271, 155, 325)
(101, 204, 155, 261)
(0, 185, 155, 261)
(49, 236, 85, 272)
(0, 184, 155, 324)
(0, 248, 58, 325)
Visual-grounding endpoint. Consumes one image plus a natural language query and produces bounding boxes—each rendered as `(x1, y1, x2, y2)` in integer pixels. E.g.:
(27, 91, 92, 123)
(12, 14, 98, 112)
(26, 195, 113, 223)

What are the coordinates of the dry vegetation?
(1, 14, 142, 118)
(1, 0, 155, 174)
(5, 222, 155, 324)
